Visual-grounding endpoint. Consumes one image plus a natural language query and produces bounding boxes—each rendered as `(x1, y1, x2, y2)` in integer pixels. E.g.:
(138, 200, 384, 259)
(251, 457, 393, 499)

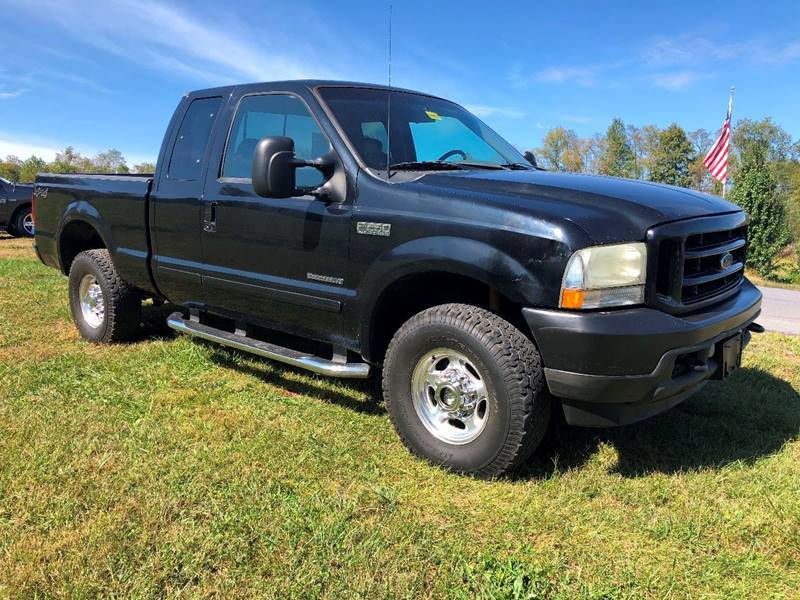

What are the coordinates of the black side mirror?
(252, 136, 298, 198)
(252, 136, 339, 200)
(523, 150, 539, 169)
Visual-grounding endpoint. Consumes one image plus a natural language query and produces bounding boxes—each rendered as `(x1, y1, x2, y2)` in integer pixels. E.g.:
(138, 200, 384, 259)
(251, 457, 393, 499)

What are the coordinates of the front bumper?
(522, 280, 762, 427)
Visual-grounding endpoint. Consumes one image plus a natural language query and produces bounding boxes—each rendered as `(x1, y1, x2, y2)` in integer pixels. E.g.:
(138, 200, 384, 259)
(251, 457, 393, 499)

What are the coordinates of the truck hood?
(413, 169, 741, 244)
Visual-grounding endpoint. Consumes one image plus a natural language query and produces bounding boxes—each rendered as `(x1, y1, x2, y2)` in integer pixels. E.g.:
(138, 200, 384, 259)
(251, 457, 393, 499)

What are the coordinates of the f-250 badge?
(34, 187, 48, 199)
(356, 221, 391, 237)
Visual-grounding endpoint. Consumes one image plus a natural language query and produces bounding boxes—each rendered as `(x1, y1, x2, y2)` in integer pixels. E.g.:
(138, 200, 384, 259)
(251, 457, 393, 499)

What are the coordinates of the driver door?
(200, 92, 353, 342)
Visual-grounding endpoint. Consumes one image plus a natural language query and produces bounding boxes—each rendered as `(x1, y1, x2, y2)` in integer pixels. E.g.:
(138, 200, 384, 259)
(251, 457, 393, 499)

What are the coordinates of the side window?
(222, 94, 329, 187)
(168, 97, 222, 181)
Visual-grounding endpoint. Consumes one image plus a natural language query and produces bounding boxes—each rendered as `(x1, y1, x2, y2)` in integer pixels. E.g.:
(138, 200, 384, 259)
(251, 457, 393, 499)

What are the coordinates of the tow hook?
(747, 322, 765, 334)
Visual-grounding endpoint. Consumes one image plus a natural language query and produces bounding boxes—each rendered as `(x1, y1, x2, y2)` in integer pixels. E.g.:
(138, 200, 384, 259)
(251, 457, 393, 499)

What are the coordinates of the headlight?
(560, 242, 647, 309)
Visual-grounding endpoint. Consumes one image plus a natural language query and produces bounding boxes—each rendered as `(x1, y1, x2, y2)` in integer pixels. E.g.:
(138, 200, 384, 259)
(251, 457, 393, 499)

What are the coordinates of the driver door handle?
(203, 201, 218, 233)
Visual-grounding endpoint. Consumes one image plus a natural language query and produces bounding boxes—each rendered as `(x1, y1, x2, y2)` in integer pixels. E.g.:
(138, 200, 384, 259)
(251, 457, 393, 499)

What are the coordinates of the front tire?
(68, 249, 141, 343)
(383, 304, 550, 477)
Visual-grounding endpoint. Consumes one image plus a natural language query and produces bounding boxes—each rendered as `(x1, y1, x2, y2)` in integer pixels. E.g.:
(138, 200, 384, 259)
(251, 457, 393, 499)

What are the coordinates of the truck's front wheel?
(68, 249, 141, 343)
(383, 304, 550, 477)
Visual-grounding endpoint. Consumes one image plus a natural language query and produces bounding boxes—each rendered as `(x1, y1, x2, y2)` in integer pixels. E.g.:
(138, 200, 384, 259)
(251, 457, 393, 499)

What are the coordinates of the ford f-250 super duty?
(33, 81, 763, 477)
(1, 176, 34, 237)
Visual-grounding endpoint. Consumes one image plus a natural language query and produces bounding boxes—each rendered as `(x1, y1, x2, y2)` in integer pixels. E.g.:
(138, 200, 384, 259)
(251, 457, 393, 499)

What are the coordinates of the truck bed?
(34, 172, 156, 293)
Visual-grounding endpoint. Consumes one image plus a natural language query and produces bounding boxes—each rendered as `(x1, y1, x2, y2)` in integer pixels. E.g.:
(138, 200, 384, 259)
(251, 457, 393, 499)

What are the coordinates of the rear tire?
(68, 249, 141, 343)
(383, 303, 551, 478)
(11, 206, 34, 237)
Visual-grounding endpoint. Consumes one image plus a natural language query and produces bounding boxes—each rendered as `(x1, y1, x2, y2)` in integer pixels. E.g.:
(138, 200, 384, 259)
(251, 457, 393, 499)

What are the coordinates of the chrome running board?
(167, 312, 370, 379)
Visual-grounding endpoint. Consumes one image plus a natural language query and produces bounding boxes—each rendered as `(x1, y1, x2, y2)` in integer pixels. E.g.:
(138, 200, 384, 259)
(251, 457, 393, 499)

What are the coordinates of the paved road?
(757, 286, 800, 335)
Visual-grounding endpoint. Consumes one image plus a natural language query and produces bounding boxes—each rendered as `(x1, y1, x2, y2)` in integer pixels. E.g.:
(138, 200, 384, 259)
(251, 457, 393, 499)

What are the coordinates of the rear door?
(199, 91, 353, 342)
(150, 95, 223, 305)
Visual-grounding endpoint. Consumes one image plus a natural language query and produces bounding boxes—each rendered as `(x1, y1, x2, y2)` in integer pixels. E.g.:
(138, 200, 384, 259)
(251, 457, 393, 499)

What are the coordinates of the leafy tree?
(649, 124, 694, 188)
(626, 124, 660, 179)
(538, 127, 584, 172)
(580, 134, 606, 175)
(783, 160, 800, 252)
(93, 149, 129, 174)
(133, 162, 156, 174)
(19, 156, 47, 183)
(732, 118, 796, 165)
(686, 128, 720, 193)
(0, 155, 22, 182)
(598, 118, 635, 178)
(49, 146, 93, 174)
(729, 146, 788, 276)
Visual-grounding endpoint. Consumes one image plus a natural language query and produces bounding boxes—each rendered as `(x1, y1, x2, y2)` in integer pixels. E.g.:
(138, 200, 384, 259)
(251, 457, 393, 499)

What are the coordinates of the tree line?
(0, 147, 155, 183)
(534, 117, 800, 279)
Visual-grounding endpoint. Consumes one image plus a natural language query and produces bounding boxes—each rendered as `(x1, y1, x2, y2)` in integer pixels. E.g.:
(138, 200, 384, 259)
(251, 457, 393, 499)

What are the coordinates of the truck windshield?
(318, 87, 528, 173)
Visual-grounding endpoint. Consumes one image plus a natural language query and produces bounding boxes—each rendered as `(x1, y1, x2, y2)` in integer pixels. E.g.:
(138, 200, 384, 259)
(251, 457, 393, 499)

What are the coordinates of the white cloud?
(533, 65, 600, 87)
(643, 34, 800, 68)
(0, 134, 61, 161)
(517, 60, 630, 89)
(516, 33, 800, 95)
(649, 71, 698, 91)
(8, 0, 343, 86)
(464, 104, 526, 118)
(762, 39, 800, 65)
(508, 62, 528, 89)
(642, 35, 745, 67)
(555, 114, 594, 124)
(0, 89, 26, 99)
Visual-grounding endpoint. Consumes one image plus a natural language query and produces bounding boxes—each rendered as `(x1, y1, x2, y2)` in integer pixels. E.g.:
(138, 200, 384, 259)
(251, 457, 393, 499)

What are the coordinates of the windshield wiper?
(499, 162, 534, 170)
(388, 160, 469, 171)
(388, 160, 530, 173)
(456, 161, 507, 170)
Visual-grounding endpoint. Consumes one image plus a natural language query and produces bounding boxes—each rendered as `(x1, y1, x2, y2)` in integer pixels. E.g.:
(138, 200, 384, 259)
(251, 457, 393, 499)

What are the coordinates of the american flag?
(704, 92, 734, 184)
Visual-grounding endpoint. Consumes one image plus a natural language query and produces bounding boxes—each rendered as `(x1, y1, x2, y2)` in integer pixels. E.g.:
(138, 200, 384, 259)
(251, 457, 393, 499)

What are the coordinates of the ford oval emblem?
(720, 252, 734, 270)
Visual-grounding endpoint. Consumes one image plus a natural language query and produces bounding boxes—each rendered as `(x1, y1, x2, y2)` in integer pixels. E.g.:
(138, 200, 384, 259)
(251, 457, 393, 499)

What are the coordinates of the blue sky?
(1, 0, 798, 164)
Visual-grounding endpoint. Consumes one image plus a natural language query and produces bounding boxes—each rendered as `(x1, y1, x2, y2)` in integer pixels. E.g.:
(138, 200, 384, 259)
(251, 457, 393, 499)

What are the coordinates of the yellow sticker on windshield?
(425, 110, 442, 121)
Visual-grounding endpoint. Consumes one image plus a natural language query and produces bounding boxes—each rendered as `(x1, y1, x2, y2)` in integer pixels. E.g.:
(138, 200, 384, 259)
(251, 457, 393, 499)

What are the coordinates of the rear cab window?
(167, 97, 223, 181)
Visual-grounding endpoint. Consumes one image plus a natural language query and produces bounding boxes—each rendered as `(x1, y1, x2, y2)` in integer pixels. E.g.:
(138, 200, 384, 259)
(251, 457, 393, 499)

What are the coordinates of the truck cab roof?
(185, 79, 445, 101)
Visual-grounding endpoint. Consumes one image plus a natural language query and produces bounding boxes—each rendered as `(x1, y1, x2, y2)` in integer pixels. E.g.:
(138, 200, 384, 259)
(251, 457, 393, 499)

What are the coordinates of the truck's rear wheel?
(68, 249, 141, 343)
(383, 304, 550, 477)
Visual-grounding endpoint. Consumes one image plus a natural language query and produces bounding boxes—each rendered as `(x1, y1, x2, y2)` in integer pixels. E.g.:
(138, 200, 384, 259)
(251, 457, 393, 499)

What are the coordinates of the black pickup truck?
(34, 80, 763, 476)
(1, 177, 34, 237)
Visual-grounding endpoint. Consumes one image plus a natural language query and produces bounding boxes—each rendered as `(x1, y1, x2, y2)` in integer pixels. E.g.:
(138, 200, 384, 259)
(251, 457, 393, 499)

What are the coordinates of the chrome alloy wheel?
(411, 348, 489, 444)
(22, 212, 34, 236)
(79, 274, 105, 328)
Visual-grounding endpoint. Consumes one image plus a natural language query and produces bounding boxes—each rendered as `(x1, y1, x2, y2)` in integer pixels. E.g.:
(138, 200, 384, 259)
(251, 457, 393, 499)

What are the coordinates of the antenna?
(386, 3, 393, 177)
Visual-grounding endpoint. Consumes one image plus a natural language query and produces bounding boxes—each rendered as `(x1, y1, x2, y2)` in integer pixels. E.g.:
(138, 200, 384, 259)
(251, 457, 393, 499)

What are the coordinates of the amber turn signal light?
(560, 288, 584, 309)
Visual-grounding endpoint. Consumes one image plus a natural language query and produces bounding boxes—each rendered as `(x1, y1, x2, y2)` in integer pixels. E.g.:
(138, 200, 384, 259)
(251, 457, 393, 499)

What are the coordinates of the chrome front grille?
(647, 213, 749, 314)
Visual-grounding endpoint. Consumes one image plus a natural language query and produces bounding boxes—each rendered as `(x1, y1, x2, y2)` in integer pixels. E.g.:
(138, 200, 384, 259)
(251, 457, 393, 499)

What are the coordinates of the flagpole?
(722, 86, 735, 198)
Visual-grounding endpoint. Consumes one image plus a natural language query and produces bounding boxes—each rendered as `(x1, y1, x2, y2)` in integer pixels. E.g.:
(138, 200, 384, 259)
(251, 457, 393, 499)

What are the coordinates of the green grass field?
(1, 233, 799, 598)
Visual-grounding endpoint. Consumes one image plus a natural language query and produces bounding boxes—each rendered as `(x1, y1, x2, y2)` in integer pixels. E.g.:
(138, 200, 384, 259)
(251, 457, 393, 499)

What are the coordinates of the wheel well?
(368, 271, 526, 363)
(59, 220, 106, 274)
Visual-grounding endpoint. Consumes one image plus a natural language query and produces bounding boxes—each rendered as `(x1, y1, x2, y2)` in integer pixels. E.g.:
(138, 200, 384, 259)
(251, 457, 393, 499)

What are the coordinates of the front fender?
(369, 236, 549, 303)
(357, 236, 564, 354)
